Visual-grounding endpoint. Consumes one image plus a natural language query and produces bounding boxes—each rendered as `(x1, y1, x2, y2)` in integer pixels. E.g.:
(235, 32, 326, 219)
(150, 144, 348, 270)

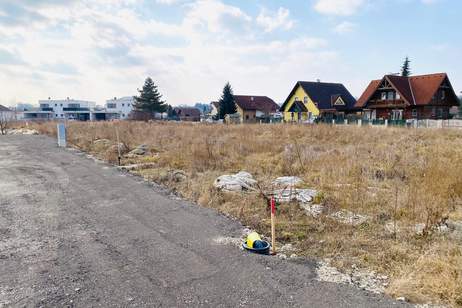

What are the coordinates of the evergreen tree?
(133, 77, 167, 116)
(218, 82, 236, 119)
(166, 105, 178, 120)
(401, 57, 411, 77)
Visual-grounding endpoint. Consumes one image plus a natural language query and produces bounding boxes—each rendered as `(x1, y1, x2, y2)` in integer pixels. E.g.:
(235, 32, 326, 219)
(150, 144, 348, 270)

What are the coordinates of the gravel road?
(0, 135, 409, 307)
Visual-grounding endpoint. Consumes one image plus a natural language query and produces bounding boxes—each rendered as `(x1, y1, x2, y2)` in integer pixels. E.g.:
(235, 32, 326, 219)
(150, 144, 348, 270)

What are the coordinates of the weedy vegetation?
(27, 121, 462, 307)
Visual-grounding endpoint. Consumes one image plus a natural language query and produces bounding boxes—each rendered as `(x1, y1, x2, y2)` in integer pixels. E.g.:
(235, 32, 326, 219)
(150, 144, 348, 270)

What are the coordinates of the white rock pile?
(214, 171, 258, 192)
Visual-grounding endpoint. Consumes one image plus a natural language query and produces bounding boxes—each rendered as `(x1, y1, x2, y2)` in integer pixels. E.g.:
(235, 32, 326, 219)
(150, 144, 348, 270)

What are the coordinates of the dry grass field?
(27, 121, 462, 307)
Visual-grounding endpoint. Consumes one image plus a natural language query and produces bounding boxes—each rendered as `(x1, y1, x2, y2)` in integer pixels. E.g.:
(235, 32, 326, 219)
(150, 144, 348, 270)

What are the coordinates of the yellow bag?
(246, 232, 261, 248)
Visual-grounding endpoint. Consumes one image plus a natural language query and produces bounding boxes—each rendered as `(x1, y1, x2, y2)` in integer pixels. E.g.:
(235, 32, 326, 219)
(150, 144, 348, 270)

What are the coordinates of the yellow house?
(280, 81, 358, 122)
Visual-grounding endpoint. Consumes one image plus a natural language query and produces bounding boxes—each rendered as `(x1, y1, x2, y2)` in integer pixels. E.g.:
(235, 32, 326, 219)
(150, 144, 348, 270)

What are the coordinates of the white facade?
(27, 98, 96, 120)
(105, 97, 134, 119)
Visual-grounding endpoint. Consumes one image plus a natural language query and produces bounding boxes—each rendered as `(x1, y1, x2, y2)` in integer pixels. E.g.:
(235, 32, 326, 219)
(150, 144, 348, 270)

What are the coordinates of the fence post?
(358, 119, 362, 127)
(344, 119, 348, 125)
(385, 119, 388, 127)
(332, 119, 335, 126)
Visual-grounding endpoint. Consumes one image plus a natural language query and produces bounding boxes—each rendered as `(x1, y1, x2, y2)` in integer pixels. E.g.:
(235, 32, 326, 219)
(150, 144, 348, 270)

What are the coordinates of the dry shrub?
(25, 121, 462, 306)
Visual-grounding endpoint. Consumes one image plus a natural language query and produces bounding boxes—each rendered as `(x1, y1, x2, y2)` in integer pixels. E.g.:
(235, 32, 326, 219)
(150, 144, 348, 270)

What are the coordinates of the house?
(279, 81, 358, 123)
(356, 73, 459, 120)
(0, 105, 14, 120)
(234, 95, 279, 123)
(24, 98, 96, 121)
(102, 96, 135, 120)
(174, 107, 201, 122)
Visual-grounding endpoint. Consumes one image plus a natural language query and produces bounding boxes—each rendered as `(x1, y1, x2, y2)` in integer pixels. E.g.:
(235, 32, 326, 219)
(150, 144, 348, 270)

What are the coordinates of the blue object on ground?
(242, 240, 270, 255)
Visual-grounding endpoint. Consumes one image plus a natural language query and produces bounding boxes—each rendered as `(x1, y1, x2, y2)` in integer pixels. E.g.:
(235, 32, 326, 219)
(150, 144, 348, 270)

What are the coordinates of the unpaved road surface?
(0, 135, 408, 307)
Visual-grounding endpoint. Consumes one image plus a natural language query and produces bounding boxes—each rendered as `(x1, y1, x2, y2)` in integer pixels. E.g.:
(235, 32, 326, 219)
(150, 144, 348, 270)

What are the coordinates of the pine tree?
(133, 77, 167, 117)
(218, 82, 236, 119)
(401, 57, 411, 77)
(166, 105, 178, 120)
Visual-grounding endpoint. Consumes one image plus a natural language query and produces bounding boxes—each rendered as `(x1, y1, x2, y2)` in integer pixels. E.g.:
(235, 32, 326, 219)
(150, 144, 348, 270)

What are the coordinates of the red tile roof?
(234, 95, 279, 113)
(355, 73, 455, 108)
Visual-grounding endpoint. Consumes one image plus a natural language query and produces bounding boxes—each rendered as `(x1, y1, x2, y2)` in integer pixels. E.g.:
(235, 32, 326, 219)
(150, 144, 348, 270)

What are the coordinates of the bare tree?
(0, 111, 12, 135)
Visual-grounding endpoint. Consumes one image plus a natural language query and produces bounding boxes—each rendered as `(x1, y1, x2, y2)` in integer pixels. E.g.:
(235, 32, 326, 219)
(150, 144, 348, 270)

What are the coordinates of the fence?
(326, 118, 462, 129)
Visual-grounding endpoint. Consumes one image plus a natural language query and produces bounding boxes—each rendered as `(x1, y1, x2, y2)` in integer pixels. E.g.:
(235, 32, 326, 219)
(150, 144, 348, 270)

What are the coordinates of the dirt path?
(0, 135, 408, 307)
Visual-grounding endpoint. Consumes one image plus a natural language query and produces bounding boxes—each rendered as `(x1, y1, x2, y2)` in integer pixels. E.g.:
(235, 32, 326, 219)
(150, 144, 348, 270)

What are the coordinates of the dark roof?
(174, 107, 201, 117)
(288, 100, 308, 112)
(356, 73, 458, 108)
(234, 95, 279, 113)
(280, 81, 357, 112)
(0, 104, 11, 112)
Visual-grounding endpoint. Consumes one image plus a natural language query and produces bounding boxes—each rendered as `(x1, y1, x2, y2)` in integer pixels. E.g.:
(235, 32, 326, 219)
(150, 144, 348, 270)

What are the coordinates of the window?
(304, 97, 308, 104)
(245, 115, 249, 120)
(396, 93, 401, 100)
(40, 104, 49, 108)
(441, 90, 446, 100)
(381, 92, 387, 100)
(122, 103, 125, 107)
(68, 103, 80, 108)
(122, 114, 125, 117)
(128, 104, 131, 107)
(55, 114, 58, 117)
(107, 103, 116, 109)
(294, 97, 299, 101)
(387, 92, 394, 101)
(55, 104, 57, 107)
(412, 109, 417, 118)
(61, 114, 64, 117)
(60, 104, 63, 107)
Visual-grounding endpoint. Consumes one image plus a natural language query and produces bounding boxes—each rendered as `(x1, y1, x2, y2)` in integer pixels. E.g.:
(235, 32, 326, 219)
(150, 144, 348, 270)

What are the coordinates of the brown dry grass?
(26, 121, 462, 307)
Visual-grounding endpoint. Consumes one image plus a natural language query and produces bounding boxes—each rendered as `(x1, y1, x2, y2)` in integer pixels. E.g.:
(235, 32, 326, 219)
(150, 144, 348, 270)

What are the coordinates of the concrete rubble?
(317, 260, 388, 294)
(272, 188, 318, 204)
(118, 163, 157, 171)
(128, 144, 149, 156)
(272, 176, 303, 187)
(214, 171, 258, 192)
(7, 128, 39, 135)
(329, 210, 369, 226)
(299, 203, 325, 217)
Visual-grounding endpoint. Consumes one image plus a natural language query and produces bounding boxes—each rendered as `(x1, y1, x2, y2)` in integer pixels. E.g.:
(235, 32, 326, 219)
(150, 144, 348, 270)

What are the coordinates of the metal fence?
(325, 118, 462, 129)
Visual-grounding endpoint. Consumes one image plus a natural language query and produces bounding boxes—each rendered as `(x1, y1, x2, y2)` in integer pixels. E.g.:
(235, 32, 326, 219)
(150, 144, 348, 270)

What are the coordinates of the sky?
(0, 0, 461, 107)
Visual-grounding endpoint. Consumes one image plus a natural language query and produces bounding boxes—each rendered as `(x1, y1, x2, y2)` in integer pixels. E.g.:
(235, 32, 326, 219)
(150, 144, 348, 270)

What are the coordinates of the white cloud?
(314, 0, 366, 16)
(256, 7, 294, 33)
(333, 21, 357, 33)
(0, 0, 341, 106)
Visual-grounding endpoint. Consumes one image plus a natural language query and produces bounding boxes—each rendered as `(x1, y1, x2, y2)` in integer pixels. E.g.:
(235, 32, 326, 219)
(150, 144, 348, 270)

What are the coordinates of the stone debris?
(300, 203, 325, 217)
(329, 210, 369, 226)
(272, 176, 303, 187)
(272, 188, 317, 204)
(118, 163, 157, 171)
(317, 260, 388, 294)
(128, 144, 149, 156)
(7, 128, 39, 135)
(165, 170, 187, 182)
(214, 171, 257, 192)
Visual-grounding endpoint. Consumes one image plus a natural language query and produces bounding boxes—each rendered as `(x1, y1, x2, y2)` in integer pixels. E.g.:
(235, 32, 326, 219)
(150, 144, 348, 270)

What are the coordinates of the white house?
(104, 96, 134, 120)
(24, 98, 96, 121)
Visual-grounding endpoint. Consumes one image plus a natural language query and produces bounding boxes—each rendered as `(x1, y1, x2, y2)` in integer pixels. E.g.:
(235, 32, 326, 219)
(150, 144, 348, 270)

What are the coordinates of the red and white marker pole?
(271, 196, 276, 255)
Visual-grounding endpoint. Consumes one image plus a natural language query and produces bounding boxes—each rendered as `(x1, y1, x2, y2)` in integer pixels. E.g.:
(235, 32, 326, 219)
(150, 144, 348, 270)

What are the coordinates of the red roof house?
(356, 73, 459, 120)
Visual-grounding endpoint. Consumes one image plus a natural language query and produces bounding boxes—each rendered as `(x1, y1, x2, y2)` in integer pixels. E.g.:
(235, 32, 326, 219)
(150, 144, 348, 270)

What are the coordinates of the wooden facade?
(357, 74, 459, 120)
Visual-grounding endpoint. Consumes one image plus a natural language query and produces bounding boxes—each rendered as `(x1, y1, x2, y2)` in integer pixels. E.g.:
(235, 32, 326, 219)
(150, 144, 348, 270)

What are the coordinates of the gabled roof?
(356, 73, 457, 108)
(280, 81, 357, 111)
(0, 104, 12, 112)
(234, 95, 279, 113)
(288, 100, 308, 113)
